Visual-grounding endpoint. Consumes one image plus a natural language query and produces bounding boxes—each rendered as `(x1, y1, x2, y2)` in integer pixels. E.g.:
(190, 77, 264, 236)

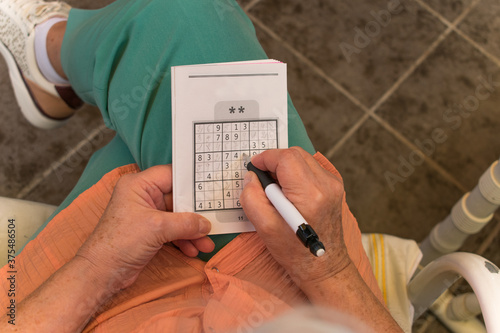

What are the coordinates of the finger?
(250, 147, 310, 171)
(154, 212, 212, 243)
(252, 147, 328, 179)
(241, 162, 329, 246)
(135, 165, 174, 195)
(241, 172, 301, 259)
(240, 171, 285, 234)
(116, 165, 174, 211)
(173, 239, 199, 257)
(191, 237, 215, 253)
(249, 149, 320, 204)
(250, 148, 315, 184)
(173, 237, 215, 257)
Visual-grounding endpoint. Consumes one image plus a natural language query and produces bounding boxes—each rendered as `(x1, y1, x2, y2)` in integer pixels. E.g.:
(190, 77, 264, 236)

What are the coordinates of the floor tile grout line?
(453, 28, 500, 68)
(415, 0, 481, 30)
(368, 27, 452, 114)
(415, 0, 500, 68)
(247, 13, 371, 114)
(15, 124, 108, 200)
(370, 113, 468, 193)
(243, 0, 263, 12)
(369, 0, 482, 115)
(324, 113, 370, 159)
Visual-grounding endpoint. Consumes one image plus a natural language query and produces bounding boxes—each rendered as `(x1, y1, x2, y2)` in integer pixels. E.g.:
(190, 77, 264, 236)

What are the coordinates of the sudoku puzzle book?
(172, 60, 288, 234)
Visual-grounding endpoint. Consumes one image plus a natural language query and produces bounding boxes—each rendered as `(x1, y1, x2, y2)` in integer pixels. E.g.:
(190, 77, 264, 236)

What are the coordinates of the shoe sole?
(0, 40, 68, 130)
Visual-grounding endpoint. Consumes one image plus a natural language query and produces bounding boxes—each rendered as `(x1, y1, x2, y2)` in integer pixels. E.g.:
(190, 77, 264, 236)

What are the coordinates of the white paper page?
(172, 60, 288, 234)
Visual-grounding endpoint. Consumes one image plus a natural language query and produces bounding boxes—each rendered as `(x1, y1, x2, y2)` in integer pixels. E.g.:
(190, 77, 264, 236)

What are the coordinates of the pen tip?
(309, 239, 326, 257)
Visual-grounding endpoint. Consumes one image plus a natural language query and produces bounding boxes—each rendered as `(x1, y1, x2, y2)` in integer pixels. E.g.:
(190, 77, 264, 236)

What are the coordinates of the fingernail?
(199, 219, 211, 234)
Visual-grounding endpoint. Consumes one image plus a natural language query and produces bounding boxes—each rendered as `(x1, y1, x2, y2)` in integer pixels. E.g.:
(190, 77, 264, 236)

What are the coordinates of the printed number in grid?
(194, 120, 277, 212)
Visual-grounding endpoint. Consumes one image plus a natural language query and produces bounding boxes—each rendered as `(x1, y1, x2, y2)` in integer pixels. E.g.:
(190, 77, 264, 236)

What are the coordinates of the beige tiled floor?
(1, 0, 499, 332)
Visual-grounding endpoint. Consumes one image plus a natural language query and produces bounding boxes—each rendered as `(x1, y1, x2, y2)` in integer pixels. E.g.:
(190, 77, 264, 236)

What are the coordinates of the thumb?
(155, 212, 212, 243)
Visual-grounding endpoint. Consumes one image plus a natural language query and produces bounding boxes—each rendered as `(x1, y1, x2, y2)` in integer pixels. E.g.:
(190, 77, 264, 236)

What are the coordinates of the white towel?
(362, 234, 423, 333)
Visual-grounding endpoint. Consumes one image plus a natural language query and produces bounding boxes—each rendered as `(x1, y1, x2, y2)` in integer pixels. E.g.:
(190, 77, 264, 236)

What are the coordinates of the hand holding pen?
(243, 154, 325, 257)
(240, 147, 352, 286)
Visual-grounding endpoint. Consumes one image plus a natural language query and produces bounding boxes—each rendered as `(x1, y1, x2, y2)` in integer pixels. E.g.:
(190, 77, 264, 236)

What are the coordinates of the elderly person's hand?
(0, 165, 215, 333)
(240, 147, 350, 291)
(77, 164, 215, 291)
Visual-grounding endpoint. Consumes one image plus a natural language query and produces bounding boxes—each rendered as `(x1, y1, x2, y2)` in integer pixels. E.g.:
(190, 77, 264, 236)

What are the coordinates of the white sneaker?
(0, 0, 82, 129)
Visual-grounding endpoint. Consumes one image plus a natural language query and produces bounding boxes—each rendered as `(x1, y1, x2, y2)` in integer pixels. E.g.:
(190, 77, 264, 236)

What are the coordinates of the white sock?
(34, 17, 70, 85)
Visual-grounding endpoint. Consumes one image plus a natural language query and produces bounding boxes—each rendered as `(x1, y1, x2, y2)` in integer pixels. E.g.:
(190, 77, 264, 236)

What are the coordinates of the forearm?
(0, 256, 116, 332)
(301, 262, 403, 333)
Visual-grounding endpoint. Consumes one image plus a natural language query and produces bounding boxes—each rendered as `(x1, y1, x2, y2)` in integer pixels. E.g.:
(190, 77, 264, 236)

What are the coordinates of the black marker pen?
(243, 154, 326, 257)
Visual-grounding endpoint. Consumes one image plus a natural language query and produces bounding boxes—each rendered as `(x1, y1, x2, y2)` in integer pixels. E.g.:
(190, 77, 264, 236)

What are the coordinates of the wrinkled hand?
(240, 147, 351, 289)
(76, 165, 215, 291)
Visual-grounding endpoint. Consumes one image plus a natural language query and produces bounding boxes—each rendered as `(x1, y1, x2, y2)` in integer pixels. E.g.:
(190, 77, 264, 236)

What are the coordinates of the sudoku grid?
(194, 119, 278, 212)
